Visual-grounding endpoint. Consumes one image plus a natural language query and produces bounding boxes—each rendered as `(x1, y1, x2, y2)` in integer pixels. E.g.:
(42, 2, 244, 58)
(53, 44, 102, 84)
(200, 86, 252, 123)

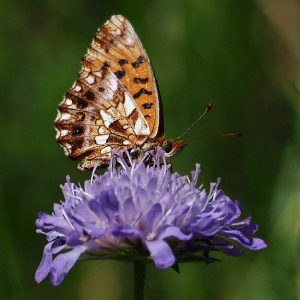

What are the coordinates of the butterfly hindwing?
(55, 68, 150, 169)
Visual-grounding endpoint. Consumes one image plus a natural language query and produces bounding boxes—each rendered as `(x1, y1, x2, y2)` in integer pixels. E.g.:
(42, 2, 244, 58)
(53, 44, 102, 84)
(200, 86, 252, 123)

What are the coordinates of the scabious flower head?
(35, 151, 266, 285)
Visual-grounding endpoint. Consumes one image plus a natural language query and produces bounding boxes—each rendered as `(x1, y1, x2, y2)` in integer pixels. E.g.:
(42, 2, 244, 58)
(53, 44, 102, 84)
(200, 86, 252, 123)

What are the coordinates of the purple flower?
(35, 151, 266, 285)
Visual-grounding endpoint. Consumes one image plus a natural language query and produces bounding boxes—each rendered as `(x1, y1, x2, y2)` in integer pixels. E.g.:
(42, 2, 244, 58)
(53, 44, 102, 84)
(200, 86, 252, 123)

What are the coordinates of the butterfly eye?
(162, 140, 173, 153)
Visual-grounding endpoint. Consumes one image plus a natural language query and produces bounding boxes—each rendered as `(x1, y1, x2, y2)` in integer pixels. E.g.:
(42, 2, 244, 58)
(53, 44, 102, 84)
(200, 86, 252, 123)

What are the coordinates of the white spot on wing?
(142, 126, 151, 136)
(104, 74, 118, 100)
(110, 76, 118, 92)
(86, 75, 95, 85)
(55, 127, 60, 139)
(124, 93, 135, 116)
(134, 117, 150, 136)
(100, 110, 115, 127)
(98, 126, 109, 134)
(107, 107, 119, 118)
(61, 113, 71, 120)
(74, 85, 81, 92)
(94, 71, 102, 77)
(123, 140, 131, 145)
(65, 99, 73, 106)
(123, 35, 135, 46)
(101, 146, 112, 154)
(95, 135, 109, 145)
(134, 118, 142, 134)
(60, 130, 68, 137)
(63, 143, 72, 155)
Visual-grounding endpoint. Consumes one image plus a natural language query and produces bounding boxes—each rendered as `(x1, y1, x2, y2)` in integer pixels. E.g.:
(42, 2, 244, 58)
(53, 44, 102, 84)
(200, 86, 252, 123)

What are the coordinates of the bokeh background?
(1, 0, 299, 299)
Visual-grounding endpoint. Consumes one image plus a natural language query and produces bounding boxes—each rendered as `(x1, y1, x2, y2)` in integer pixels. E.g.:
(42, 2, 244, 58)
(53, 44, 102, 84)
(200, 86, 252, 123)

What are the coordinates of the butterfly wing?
(55, 15, 162, 170)
(55, 68, 151, 170)
(82, 15, 163, 138)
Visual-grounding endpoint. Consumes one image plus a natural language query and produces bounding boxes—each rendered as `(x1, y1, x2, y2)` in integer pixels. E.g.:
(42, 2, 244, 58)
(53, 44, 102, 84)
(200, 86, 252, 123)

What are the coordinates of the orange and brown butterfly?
(55, 15, 186, 170)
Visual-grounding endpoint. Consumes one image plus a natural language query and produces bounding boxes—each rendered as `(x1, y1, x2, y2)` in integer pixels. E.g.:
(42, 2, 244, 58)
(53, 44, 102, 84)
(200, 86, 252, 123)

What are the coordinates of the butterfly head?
(161, 138, 187, 157)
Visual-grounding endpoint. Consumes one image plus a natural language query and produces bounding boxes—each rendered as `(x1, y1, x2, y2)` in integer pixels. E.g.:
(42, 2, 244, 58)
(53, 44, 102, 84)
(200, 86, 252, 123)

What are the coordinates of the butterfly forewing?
(82, 15, 161, 137)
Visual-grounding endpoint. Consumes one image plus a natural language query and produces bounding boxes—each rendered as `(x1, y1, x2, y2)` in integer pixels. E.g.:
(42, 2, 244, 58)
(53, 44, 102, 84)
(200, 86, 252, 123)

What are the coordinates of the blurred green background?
(1, 0, 299, 299)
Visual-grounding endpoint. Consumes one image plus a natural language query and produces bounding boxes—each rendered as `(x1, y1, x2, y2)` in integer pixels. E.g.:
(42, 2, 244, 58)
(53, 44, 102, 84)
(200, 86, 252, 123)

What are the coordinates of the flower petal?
(221, 246, 244, 256)
(50, 246, 85, 286)
(145, 203, 162, 231)
(159, 226, 192, 241)
(66, 231, 82, 246)
(35, 241, 55, 284)
(220, 228, 266, 250)
(88, 187, 119, 221)
(145, 240, 175, 269)
(249, 238, 267, 250)
(112, 225, 142, 238)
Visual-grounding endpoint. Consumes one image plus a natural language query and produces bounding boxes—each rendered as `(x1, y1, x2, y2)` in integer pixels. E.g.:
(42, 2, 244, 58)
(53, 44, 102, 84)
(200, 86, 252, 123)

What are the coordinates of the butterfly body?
(55, 15, 186, 170)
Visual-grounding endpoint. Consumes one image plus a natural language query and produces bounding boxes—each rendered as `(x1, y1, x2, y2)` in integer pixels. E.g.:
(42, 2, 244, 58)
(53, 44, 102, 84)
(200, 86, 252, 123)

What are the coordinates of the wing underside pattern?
(55, 15, 162, 169)
(55, 68, 150, 169)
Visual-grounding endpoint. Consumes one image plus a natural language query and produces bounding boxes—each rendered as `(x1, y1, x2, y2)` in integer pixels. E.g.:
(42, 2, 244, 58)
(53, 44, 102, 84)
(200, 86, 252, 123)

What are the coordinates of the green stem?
(133, 261, 146, 300)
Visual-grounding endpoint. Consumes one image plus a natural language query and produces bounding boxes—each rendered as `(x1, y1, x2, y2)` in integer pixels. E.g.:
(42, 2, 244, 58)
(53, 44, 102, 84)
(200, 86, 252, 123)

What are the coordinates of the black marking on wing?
(84, 90, 96, 100)
(118, 59, 128, 65)
(102, 61, 110, 69)
(110, 120, 126, 134)
(132, 55, 145, 68)
(134, 77, 149, 84)
(142, 103, 153, 109)
(65, 93, 89, 109)
(133, 88, 152, 99)
(114, 68, 126, 79)
(72, 125, 84, 136)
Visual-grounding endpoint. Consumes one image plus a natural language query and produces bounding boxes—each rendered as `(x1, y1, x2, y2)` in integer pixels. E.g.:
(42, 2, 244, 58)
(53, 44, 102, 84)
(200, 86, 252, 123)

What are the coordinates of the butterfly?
(55, 15, 186, 170)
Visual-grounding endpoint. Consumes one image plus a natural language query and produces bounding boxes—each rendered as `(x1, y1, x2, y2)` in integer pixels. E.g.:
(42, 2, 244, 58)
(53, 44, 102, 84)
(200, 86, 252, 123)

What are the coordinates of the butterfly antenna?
(175, 103, 213, 140)
(219, 132, 242, 138)
(189, 132, 242, 141)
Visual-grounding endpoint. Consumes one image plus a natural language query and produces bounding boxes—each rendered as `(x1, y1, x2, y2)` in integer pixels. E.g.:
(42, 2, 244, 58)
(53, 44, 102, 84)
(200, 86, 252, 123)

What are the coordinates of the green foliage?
(0, 0, 299, 299)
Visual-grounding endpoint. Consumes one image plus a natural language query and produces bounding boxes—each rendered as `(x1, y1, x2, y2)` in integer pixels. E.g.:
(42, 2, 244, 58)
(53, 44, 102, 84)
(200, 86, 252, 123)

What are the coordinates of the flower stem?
(133, 261, 146, 300)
